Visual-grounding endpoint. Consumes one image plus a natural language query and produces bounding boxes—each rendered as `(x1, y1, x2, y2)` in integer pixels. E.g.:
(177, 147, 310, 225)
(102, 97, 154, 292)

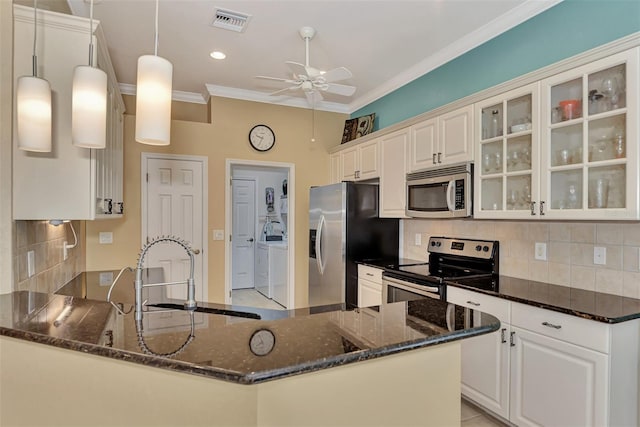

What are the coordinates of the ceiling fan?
(256, 26, 356, 106)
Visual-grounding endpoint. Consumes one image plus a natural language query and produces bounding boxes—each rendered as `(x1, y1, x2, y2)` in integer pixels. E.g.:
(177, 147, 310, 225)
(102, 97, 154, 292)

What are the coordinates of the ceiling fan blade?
(255, 75, 298, 84)
(269, 86, 301, 96)
(305, 90, 323, 106)
(285, 61, 308, 79)
(322, 67, 353, 83)
(324, 82, 356, 97)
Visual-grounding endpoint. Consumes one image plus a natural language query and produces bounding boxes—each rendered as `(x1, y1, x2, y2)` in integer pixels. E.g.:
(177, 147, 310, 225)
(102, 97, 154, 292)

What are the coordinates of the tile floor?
(461, 399, 510, 427)
(232, 288, 285, 310)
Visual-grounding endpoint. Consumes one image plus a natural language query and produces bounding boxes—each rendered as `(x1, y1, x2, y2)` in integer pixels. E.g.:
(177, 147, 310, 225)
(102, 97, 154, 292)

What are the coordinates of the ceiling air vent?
(211, 8, 251, 33)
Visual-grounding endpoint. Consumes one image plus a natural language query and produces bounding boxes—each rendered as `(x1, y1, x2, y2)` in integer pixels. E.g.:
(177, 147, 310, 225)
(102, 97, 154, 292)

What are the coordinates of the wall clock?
(249, 328, 276, 356)
(248, 124, 276, 152)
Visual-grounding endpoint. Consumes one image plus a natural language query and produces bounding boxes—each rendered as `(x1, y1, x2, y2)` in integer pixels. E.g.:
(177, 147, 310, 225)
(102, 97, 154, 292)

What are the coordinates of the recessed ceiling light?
(210, 51, 226, 60)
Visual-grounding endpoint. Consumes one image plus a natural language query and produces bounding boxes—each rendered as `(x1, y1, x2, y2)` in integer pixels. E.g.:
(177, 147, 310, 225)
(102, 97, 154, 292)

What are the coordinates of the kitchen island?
(0, 286, 499, 426)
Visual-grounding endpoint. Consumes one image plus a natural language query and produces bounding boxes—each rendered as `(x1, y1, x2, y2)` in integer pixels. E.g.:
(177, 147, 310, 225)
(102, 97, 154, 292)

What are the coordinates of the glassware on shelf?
(494, 151, 502, 172)
(589, 178, 609, 208)
(490, 110, 500, 138)
(559, 99, 581, 121)
(555, 148, 572, 165)
(601, 76, 620, 110)
(521, 183, 531, 206)
(566, 183, 579, 209)
(507, 189, 519, 210)
(614, 134, 625, 158)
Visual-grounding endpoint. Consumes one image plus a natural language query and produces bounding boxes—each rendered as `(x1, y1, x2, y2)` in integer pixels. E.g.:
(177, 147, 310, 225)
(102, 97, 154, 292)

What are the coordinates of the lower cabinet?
(447, 286, 639, 427)
(357, 265, 383, 307)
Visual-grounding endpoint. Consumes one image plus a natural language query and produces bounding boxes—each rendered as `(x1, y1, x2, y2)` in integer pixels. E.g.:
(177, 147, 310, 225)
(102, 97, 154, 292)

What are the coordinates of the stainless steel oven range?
(382, 236, 499, 303)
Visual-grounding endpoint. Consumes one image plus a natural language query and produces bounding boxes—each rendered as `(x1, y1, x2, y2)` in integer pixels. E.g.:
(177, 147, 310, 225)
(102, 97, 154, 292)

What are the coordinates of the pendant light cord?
(88, 0, 94, 67)
(154, 0, 159, 56)
(31, 0, 37, 77)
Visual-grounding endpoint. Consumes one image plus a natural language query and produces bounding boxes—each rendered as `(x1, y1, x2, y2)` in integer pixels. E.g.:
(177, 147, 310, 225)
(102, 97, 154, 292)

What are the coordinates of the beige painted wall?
(85, 96, 347, 307)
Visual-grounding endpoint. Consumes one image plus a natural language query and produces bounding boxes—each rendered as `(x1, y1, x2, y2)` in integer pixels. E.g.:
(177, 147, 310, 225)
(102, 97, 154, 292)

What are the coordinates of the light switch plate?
(594, 246, 606, 265)
(99, 232, 113, 244)
(99, 272, 114, 286)
(414, 233, 422, 246)
(534, 242, 547, 261)
(213, 229, 224, 241)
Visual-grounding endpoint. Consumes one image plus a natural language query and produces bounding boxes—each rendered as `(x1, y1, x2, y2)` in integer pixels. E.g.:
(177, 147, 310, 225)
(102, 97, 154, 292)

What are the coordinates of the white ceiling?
(66, 0, 561, 113)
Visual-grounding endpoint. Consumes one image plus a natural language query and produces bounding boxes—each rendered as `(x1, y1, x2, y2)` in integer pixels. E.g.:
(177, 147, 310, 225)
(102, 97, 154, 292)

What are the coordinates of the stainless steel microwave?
(405, 162, 473, 218)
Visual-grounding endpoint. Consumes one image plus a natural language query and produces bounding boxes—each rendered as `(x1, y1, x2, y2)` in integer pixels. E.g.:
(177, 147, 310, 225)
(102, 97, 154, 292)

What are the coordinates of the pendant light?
(135, 0, 172, 145)
(71, 0, 107, 149)
(16, 0, 52, 152)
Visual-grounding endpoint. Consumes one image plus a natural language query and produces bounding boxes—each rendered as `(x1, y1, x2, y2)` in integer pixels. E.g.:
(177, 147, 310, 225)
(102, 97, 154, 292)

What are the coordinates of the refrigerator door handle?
(315, 215, 326, 275)
(446, 179, 455, 212)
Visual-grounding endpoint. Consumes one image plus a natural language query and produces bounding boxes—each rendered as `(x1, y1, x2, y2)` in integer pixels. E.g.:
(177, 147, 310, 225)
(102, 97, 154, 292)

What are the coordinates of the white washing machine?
(255, 242, 288, 307)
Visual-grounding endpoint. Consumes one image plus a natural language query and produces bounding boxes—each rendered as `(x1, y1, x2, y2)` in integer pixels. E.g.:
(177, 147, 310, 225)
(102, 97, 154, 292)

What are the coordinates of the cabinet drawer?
(358, 265, 383, 284)
(511, 302, 610, 353)
(447, 286, 510, 324)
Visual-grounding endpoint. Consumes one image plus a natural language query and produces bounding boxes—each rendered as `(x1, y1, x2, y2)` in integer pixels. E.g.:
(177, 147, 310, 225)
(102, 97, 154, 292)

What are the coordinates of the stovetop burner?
(384, 236, 500, 293)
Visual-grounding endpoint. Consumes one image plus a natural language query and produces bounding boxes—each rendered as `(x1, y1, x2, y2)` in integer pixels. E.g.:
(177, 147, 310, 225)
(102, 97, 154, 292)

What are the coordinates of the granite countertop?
(448, 275, 640, 324)
(0, 288, 499, 385)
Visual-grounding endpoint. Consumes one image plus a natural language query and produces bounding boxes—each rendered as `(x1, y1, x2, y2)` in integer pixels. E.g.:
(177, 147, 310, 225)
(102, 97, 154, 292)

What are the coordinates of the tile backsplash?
(403, 219, 640, 299)
(13, 220, 85, 293)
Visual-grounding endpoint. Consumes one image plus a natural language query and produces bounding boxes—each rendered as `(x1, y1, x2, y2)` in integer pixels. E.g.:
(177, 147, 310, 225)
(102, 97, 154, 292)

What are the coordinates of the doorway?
(141, 153, 208, 303)
(225, 159, 295, 309)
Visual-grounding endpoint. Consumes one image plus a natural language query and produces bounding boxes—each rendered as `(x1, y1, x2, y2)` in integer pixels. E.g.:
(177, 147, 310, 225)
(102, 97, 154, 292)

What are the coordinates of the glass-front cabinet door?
(540, 48, 639, 219)
(474, 83, 539, 218)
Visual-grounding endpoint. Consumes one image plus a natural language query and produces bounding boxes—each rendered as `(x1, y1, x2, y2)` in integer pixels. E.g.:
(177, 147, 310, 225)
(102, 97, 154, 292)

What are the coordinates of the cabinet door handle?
(366, 273, 374, 276)
(116, 202, 124, 214)
(104, 198, 113, 214)
(432, 153, 437, 165)
(510, 331, 515, 347)
(542, 321, 562, 329)
(540, 200, 546, 216)
(466, 300, 481, 306)
(437, 152, 442, 163)
(501, 328, 507, 343)
(530, 201, 537, 216)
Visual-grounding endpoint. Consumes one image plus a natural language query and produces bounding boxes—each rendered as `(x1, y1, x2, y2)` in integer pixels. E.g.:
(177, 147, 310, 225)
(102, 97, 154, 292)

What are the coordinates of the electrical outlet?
(27, 250, 35, 277)
(99, 272, 114, 286)
(213, 229, 225, 241)
(414, 233, 422, 246)
(534, 242, 547, 261)
(99, 232, 113, 244)
(63, 241, 68, 261)
(594, 246, 607, 265)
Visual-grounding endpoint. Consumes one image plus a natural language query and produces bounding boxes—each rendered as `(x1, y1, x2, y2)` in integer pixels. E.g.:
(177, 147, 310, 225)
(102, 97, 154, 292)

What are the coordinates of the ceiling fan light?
(72, 65, 107, 148)
(17, 75, 52, 152)
(135, 54, 173, 145)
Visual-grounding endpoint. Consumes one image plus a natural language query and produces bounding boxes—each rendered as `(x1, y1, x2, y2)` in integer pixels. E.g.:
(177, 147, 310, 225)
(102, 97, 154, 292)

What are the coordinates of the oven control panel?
(428, 236, 497, 259)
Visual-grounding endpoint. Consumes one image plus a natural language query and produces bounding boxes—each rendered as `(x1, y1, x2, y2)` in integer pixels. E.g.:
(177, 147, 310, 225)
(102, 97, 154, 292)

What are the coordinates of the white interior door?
(232, 179, 256, 290)
(144, 155, 206, 302)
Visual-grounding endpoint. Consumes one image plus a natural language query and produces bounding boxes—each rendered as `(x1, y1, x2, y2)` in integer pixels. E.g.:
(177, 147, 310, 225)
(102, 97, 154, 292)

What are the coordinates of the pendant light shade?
(17, 75, 52, 152)
(135, 54, 172, 145)
(72, 65, 107, 148)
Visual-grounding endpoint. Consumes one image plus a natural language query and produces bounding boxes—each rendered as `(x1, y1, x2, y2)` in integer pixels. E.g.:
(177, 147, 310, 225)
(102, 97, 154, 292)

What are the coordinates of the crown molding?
(347, 0, 562, 112)
(119, 83, 208, 104)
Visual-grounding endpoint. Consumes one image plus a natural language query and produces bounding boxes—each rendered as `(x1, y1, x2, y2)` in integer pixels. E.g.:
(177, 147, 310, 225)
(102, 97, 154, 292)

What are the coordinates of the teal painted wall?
(353, 0, 640, 130)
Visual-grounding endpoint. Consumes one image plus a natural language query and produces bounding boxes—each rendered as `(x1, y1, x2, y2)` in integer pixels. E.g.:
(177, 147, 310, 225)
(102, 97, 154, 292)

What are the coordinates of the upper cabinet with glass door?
(540, 48, 639, 219)
(474, 83, 539, 219)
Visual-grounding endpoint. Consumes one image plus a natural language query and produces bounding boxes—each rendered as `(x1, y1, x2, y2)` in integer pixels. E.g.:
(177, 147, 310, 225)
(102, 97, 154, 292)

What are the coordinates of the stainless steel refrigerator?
(308, 182, 399, 308)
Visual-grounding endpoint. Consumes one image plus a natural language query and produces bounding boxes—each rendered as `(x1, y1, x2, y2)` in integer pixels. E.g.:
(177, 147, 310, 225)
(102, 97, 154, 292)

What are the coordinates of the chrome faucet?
(135, 236, 197, 320)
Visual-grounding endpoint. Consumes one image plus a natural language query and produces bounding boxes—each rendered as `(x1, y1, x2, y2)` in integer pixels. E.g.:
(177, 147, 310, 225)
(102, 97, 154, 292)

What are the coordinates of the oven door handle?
(315, 215, 326, 275)
(383, 275, 441, 297)
(446, 179, 455, 212)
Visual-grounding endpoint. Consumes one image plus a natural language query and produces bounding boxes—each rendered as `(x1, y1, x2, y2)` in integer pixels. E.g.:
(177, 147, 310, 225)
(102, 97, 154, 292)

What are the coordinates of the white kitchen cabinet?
(408, 105, 474, 171)
(539, 48, 639, 220)
(447, 286, 511, 419)
(447, 285, 640, 427)
(329, 152, 341, 184)
(476, 48, 640, 220)
(12, 6, 125, 220)
(474, 83, 539, 219)
(379, 128, 409, 218)
(357, 264, 383, 307)
(338, 139, 380, 181)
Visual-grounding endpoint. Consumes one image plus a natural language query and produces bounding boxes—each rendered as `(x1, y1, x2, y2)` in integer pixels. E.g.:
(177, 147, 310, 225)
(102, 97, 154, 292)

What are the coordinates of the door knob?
(192, 249, 201, 255)
(248, 238, 254, 242)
